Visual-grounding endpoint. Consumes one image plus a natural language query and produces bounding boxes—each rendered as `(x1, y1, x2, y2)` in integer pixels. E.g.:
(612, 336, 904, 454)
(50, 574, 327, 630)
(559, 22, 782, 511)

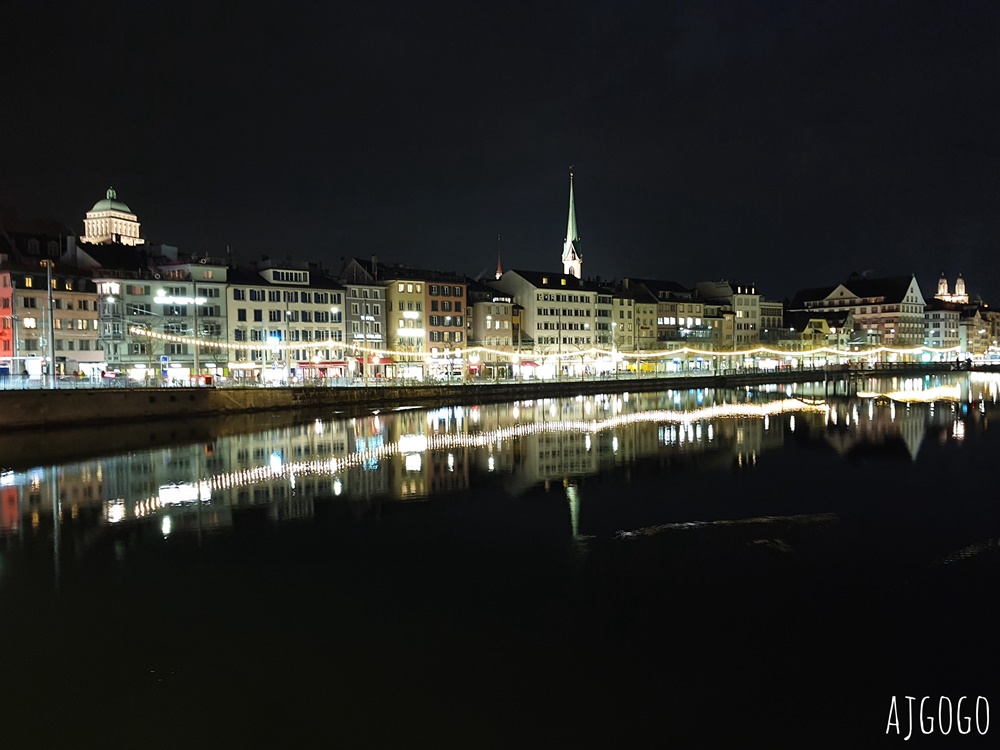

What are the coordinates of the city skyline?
(4, 1, 998, 303)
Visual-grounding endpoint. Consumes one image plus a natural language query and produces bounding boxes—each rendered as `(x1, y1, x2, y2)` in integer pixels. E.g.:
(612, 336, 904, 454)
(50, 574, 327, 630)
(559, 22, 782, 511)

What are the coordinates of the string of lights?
(128, 325, 962, 362)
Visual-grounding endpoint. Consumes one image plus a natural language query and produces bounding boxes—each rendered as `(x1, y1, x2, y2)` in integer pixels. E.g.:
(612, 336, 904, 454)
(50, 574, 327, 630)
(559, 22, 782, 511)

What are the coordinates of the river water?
(2, 373, 998, 745)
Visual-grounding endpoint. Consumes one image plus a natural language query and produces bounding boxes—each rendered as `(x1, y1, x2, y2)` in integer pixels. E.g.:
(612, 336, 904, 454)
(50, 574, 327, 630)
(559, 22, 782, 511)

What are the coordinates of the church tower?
(955, 274, 967, 302)
(934, 273, 970, 304)
(561, 170, 582, 278)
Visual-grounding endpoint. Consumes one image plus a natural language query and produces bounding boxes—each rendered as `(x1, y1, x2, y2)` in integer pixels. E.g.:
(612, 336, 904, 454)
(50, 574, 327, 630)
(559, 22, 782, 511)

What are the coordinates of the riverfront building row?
(2, 181, 998, 381)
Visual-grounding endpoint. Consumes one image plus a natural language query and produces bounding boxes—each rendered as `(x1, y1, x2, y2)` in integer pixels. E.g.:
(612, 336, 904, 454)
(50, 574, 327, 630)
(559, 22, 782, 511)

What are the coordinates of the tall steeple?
(561, 168, 582, 278)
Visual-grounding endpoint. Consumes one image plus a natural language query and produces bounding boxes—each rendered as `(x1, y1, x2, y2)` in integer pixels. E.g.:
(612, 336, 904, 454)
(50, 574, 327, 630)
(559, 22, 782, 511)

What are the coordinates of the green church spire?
(561, 168, 582, 278)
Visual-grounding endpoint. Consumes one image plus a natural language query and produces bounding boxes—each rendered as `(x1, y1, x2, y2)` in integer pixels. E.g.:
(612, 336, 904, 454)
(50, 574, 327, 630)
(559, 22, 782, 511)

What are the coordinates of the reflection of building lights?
(161, 516, 171, 536)
(585, 434, 592, 451)
(612, 436, 619, 454)
(107, 502, 126, 524)
(405, 454, 422, 472)
(488, 455, 495, 472)
(270, 452, 283, 473)
(148, 398, 832, 501)
(447, 453, 455, 471)
(398, 434, 428, 453)
(857, 385, 960, 402)
(333, 478, 343, 496)
(158, 482, 212, 505)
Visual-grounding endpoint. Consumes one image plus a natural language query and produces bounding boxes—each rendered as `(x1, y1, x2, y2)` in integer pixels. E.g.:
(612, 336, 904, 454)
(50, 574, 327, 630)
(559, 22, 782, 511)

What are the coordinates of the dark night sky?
(4, 0, 998, 301)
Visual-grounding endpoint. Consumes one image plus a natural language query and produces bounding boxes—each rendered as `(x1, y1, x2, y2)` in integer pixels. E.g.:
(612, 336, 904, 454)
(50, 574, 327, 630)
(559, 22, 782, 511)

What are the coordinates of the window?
(253, 309, 263, 322)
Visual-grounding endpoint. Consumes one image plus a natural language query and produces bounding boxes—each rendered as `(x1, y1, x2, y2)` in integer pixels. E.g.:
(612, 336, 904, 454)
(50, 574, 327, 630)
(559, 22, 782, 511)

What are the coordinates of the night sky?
(5, 0, 998, 302)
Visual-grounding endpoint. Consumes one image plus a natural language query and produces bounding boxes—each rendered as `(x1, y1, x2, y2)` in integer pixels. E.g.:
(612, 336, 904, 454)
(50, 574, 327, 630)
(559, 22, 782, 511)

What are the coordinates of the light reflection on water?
(0, 373, 994, 542)
(2, 373, 1000, 744)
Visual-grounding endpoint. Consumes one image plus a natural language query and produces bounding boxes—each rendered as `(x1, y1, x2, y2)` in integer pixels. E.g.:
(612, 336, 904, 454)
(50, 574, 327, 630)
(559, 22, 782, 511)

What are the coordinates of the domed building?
(81, 187, 144, 246)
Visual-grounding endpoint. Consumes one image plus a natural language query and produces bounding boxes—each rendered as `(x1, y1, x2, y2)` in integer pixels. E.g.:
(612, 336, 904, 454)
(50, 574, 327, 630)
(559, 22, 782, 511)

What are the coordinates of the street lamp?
(40, 260, 56, 388)
(154, 291, 207, 385)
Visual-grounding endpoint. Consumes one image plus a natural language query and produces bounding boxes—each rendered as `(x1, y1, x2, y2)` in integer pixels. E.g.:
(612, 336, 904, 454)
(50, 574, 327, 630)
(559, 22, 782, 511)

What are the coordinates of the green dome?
(90, 187, 133, 214)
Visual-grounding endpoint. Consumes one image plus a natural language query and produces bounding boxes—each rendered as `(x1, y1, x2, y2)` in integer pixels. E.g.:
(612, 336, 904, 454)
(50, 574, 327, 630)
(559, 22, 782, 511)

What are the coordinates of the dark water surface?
(2, 374, 998, 746)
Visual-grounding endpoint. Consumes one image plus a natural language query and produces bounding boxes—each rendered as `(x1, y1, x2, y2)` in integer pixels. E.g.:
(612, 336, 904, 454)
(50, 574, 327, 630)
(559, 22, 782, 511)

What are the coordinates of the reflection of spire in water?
(899, 411, 925, 462)
(823, 400, 927, 462)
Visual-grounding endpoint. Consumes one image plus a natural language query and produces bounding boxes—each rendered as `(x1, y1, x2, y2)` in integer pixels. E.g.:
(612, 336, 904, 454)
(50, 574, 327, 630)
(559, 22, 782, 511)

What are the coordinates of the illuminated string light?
(127, 325, 963, 363)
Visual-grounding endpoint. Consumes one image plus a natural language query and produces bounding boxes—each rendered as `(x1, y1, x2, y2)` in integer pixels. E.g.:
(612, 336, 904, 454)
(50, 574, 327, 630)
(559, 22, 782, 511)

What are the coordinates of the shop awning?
(355, 356, 393, 365)
(299, 361, 347, 368)
(519, 361, 539, 367)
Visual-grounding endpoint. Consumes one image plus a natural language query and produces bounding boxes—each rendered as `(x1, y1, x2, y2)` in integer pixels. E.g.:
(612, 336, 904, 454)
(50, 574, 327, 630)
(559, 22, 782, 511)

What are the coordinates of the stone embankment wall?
(0, 363, 959, 432)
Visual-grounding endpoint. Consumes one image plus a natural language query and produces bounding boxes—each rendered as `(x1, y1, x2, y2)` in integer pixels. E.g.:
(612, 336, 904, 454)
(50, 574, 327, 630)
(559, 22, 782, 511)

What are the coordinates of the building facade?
(789, 274, 927, 349)
(696, 281, 762, 347)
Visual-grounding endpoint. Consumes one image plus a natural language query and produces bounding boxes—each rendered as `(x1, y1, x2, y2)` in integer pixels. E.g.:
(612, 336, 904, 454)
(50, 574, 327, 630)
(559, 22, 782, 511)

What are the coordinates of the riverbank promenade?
(0, 361, 988, 433)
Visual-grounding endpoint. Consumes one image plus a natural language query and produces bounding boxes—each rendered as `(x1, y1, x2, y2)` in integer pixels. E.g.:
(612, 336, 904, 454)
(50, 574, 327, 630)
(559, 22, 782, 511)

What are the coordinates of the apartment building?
(789, 274, 926, 348)
(696, 280, 762, 347)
